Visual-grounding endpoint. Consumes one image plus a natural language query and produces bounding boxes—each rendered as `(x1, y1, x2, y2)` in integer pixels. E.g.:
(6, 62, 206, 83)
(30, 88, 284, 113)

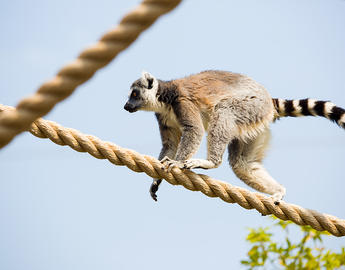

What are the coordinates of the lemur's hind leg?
(228, 128, 286, 205)
(183, 105, 237, 170)
(150, 119, 181, 201)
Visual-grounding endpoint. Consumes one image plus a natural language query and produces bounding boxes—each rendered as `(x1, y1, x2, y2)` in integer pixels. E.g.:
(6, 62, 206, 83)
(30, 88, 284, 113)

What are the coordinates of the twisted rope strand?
(1, 104, 344, 237)
(0, 0, 182, 149)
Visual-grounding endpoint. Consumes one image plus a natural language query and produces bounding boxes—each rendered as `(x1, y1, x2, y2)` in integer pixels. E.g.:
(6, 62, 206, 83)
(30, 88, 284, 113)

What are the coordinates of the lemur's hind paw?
(150, 189, 158, 201)
(183, 159, 217, 170)
(182, 159, 201, 169)
(161, 156, 184, 172)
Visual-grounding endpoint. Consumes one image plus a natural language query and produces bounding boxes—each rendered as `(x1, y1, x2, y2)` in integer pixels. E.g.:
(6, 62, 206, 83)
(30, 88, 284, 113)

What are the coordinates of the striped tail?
(272, 98, 345, 129)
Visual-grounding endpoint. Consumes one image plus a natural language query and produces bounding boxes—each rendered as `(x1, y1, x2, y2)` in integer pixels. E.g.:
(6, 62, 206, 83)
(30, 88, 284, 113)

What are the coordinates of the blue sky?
(0, 0, 344, 269)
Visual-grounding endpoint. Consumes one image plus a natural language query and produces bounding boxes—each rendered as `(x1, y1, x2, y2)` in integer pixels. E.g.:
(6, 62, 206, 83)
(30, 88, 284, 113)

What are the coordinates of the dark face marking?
(124, 87, 144, 113)
(131, 89, 140, 99)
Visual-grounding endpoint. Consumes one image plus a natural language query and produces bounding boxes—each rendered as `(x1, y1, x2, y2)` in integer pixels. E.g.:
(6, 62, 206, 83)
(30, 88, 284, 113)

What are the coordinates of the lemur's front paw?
(161, 156, 184, 172)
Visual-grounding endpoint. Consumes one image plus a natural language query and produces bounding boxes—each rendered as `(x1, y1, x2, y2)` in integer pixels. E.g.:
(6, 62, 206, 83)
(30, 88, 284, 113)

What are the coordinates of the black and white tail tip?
(273, 98, 345, 129)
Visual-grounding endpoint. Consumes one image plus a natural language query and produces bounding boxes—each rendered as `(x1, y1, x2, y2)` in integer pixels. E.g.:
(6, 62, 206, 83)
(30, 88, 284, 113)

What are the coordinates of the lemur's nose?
(124, 102, 131, 111)
(124, 102, 136, 112)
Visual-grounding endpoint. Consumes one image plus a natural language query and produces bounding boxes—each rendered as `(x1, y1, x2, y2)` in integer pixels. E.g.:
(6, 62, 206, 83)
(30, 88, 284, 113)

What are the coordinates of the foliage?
(241, 217, 345, 270)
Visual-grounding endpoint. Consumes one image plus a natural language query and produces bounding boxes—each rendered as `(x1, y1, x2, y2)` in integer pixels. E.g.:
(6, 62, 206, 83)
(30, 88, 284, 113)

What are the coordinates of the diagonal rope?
(0, 0, 182, 149)
(1, 104, 344, 237)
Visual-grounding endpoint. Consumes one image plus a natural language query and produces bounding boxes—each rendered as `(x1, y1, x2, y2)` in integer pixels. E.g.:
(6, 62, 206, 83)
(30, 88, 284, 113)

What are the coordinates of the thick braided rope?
(1, 104, 344, 237)
(0, 0, 181, 149)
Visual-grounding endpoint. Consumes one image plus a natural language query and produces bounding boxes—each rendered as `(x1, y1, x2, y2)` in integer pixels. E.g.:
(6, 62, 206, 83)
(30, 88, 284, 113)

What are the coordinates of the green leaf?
(246, 228, 272, 243)
(240, 260, 250, 265)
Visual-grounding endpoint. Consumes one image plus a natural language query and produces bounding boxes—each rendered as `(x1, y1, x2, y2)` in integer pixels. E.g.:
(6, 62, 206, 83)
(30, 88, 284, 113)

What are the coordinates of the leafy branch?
(241, 218, 345, 269)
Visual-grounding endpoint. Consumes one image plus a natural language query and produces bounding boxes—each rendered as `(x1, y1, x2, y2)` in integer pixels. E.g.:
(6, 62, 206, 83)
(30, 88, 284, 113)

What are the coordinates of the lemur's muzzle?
(124, 102, 138, 113)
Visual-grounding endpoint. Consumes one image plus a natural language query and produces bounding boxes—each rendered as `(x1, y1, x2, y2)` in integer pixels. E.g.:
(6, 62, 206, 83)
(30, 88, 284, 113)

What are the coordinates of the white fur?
(136, 71, 163, 112)
(324, 102, 335, 119)
(278, 98, 285, 115)
(141, 85, 161, 112)
(293, 99, 302, 116)
(307, 99, 317, 116)
(339, 113, 345, 127)
(141, 71, 158, 89)
(154, 106, 181, 133)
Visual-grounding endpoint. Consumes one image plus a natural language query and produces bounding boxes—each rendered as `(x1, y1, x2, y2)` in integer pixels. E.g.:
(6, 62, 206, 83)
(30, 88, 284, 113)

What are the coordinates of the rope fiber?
(1, 104, 344, 237)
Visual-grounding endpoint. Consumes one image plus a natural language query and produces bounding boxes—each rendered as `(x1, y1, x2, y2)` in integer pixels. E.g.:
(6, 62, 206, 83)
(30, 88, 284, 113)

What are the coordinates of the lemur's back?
(173, 70, 272, 112)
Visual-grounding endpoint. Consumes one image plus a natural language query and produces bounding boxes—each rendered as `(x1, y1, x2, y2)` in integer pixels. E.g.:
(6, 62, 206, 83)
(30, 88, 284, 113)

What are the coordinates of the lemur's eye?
(131, 90, 139, 99)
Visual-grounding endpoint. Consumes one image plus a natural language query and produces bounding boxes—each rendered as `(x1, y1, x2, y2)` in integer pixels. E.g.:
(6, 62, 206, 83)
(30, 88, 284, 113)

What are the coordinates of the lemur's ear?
(141, 71, 155, 89)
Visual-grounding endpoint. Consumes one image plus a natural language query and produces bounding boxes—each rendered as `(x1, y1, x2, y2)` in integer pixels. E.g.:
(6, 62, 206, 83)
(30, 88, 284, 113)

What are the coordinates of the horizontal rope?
(0, 0, 181, 149)
(1, 104, 344, 237)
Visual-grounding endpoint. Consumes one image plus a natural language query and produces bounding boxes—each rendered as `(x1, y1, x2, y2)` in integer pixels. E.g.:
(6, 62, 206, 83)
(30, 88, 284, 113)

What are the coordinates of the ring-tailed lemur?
(124, 70, 345, 204)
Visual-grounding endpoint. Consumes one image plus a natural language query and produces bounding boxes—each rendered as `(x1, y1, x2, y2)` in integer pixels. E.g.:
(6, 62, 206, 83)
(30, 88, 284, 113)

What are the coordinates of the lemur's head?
(124, 71, 159, 113)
